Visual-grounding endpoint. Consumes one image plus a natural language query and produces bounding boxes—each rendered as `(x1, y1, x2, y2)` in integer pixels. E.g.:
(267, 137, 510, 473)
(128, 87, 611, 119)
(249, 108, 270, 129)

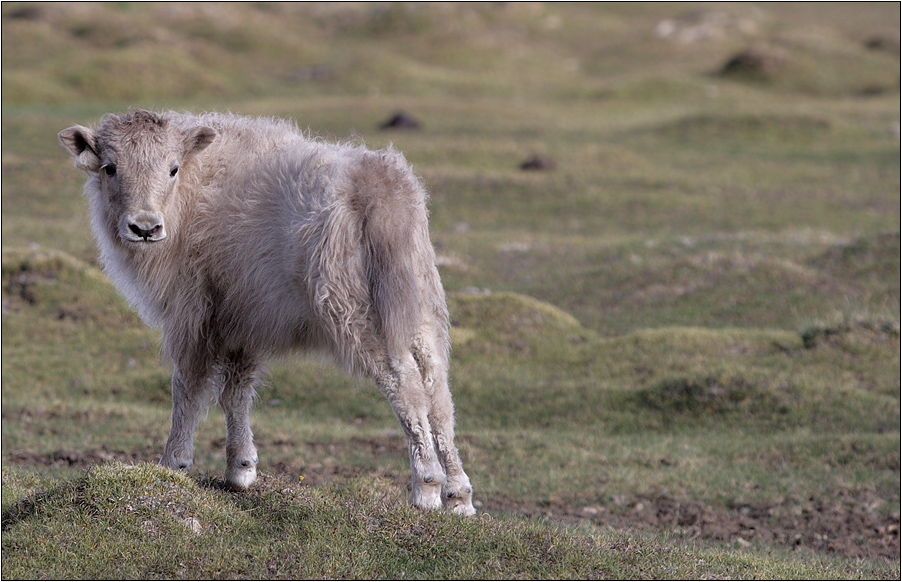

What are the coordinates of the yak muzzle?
(122, 211, 167, 243)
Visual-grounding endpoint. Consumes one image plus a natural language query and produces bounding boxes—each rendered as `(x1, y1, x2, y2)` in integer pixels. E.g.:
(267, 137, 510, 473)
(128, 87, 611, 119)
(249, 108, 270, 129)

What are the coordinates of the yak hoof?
(410, 480, 443, 511)
(224, 464, 257, 491)
(160, 455, 192, 472)
(445, 497, 476, 516)
(443, 479, 476, 516)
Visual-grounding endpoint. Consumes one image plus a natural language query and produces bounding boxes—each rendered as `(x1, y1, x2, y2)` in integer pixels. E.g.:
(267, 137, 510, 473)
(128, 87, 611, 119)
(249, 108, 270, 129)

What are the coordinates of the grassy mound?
(1, 462, 888, 580)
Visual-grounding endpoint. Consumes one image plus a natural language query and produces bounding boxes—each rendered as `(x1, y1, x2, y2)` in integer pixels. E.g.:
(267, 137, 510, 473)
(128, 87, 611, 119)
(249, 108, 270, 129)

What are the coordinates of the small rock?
(719, 46, 787, 79)
(380, 111, 421, 130)
(183, 517, 202, 535)
(864, 34, 900, 53)
(520, 155, 556, 171)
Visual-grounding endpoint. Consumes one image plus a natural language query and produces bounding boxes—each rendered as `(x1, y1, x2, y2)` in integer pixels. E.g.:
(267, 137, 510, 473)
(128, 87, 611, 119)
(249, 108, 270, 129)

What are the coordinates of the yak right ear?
(182, 125, 216, 158)
(58, 126, 102, 173)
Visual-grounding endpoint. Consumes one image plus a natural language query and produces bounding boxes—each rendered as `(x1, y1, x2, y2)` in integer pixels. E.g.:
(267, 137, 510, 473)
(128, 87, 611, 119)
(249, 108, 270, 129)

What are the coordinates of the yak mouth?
(122, 234, 167, 244)
(120, 228, 168, 244)
(119, 228, 168, 245)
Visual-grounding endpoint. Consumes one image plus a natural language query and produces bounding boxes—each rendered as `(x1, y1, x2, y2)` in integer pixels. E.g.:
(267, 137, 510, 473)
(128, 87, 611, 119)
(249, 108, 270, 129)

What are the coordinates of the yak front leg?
(160, 367, 208, 472)
(219, 355, 262, 491)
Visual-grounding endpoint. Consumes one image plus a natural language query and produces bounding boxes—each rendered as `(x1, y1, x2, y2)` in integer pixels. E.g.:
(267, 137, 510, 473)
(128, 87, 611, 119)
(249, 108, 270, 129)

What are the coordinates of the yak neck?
(100, 207, 198, 330)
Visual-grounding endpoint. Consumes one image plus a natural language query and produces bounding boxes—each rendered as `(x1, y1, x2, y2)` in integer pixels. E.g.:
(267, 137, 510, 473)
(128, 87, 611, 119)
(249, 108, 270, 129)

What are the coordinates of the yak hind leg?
(433, 409, 475, 517)
(415, 330, 476, 516)
(219, 354, 262, 491)
(372, 353, 446, 511)
(160, 367, 208, 472)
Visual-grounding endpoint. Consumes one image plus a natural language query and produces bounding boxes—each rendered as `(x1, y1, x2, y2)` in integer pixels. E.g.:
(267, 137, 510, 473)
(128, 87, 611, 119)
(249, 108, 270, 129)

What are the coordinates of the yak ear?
(58, 125, 102, 173)
(183, 126, 216, 158)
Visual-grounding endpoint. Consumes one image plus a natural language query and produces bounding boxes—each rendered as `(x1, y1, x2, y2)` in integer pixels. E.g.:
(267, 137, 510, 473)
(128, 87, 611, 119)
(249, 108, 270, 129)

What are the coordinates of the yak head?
(59, 109, 215, 245)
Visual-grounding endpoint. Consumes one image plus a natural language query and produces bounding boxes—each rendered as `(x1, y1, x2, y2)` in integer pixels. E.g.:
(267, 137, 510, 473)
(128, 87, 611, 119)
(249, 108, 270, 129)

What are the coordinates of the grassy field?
(2, 2, 900, 579)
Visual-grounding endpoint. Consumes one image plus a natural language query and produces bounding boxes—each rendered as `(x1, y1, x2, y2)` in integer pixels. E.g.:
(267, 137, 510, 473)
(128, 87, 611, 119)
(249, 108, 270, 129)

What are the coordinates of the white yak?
(59, 109, 475, 515)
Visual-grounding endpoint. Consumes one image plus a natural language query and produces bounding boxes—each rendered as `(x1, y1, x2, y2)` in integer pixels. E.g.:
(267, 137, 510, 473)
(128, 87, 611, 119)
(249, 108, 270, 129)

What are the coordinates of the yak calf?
(59, 109, 475, 515)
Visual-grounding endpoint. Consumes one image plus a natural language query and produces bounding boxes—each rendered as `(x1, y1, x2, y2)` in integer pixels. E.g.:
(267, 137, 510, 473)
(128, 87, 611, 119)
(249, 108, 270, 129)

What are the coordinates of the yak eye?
(103, 164, 117, 177)
(169, 165, 179, 178)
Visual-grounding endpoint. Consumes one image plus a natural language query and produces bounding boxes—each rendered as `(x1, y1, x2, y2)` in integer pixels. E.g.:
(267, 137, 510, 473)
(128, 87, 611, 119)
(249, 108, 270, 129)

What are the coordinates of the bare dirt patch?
(4, 448, 156, 469)
(488, 491, 900, 561)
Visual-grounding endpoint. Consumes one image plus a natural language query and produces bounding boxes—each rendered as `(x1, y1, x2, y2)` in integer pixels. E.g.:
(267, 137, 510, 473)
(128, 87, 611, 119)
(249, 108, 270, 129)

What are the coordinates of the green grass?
(2, 2, 900, 579)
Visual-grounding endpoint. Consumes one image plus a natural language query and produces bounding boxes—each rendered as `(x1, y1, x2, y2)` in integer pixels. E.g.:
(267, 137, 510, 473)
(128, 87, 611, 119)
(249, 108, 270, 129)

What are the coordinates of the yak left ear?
(59, 125, 102, 173)
(183, 126, 216, 158)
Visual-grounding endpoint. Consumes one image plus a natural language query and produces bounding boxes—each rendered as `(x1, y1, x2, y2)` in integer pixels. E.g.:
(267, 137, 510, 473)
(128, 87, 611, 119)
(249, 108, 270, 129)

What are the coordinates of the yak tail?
(361, 151, 428, 358)
(313, 147, 429, 370)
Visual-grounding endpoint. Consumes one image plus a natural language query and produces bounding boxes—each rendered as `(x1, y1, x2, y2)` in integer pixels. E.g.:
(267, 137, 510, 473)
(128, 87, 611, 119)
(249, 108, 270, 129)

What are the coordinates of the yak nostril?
(128, 222, 163, 241)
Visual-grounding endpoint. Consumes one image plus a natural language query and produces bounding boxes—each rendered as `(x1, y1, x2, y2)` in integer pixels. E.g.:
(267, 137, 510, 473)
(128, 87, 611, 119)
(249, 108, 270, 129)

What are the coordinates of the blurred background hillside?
(3, 2, 899, 335)
(3, 2, 900, 106)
